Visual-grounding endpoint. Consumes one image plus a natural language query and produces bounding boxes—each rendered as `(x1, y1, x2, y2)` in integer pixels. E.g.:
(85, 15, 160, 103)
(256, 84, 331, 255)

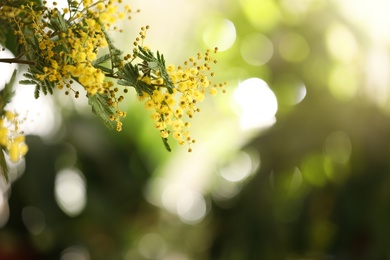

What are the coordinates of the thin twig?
(0, 57, 36, 65)
(104, 73, 119, 79)
(0, 52, 36, 65)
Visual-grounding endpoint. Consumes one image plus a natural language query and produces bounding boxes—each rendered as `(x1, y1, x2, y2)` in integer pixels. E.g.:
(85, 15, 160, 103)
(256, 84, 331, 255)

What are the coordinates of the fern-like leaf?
(88, 93, 115, 130)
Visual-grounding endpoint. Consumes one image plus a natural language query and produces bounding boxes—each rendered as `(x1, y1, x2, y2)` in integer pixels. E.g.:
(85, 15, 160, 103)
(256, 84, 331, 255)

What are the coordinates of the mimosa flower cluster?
(139, 48, 226, 151)
(0, 111, 28, 164)
(0, 0, 226, 178)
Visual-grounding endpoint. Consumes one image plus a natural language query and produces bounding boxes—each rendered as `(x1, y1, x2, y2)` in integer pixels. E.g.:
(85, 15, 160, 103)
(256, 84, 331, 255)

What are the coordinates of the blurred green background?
(2, 0, 390, 259)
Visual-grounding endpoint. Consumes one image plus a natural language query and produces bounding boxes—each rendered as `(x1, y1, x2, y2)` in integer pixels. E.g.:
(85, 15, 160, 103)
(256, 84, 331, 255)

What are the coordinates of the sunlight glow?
(233, 78, 278, 130)
(335, 0, 390, 42)
(0, 47, 61, 139)
(55, 168, 86, 217)
(0, 47, 17, 87)
(8, 79, 62, 138)
(326, 23, 359, 63)
(364, 48, 390, 106)
(331, 0, 390, 107)
(203, 18, 236, 52)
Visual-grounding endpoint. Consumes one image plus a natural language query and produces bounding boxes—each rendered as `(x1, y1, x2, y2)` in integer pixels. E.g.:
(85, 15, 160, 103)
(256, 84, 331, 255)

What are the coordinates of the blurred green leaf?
(88, 93, 115, 130)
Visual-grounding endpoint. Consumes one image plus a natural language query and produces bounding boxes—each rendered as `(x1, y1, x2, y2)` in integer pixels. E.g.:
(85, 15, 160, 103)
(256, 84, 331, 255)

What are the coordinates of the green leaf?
(88, 93, 114, 130)
(92, 54, 111, 66)
(101, 29, 123, 71)
(23, 73, 36, 79)
(34, 86, 40, 99)
(0, 69, 16, 116)
(117, 63, 154, 96)
(94, 64, 114, 74)
(1, 15, 23, 56)
(41, 83, 48, 95)
(0, 69, 17, 182)
(50, 12, 67, 32)
(162, 137, 171, 152)
(0, 150, 9, 183)
(19, 79, 37, 85)
(136, 46, 174, 93)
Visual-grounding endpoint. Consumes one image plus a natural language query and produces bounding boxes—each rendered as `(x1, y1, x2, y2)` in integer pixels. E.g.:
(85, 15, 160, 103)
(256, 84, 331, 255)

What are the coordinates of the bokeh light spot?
(279, 32, 310, 62)
(328, 65, 358, 101)
(239, 0, 280, 31)
(138, 233, 167, 259)
(323, 131, 352, 164)
(220, 151, 252, 182)
(203, 18, 236, 52)
(213, 178, 242, 201)
(161, 183, 187, 214)
(55, 168, 86, 217)
(274, 74, 307, 106)
(301, 154, 330, 187)
(335, 0, 390, 42)
(288, 167, 303, 192)
(326, 23, 359, 63)
(364, 48, 390, 107)
(281, 0, 312, 16)
(22, 206, 46, 235)
(240, 33, 273, 66)
(233, 78, 278, 130)
(177, 191, 207, 224)
(61, 245, 90, 260)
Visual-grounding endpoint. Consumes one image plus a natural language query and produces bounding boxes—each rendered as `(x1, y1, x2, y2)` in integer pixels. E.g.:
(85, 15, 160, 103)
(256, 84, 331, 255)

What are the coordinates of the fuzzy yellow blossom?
(9, 0, 129, 138)
(210, 87, 218, 96)
(0, 128, 8, 146)
(118, 12, 126, 20)
(107, 5, 117, 14)
(83, 0, 92, 6)
(96, 3, 105, 11)
(0, 5, 21, 18)
(5, 0, 225, 152)
(0, 112, 28, 163)
(139, 48, 226, 150)
(24, 0, 116, 95)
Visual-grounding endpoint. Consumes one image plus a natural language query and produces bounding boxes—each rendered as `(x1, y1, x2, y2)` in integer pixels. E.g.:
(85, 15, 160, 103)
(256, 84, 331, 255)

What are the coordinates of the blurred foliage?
(2, 0, 390, 259)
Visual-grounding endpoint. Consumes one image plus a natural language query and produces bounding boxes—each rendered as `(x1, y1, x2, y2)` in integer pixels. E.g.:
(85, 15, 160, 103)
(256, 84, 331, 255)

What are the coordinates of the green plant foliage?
(0, 70, 16, 116)
(0, 70, 17, 182)
(88, 93, 115, 130)
(134, 46, 174, 93)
